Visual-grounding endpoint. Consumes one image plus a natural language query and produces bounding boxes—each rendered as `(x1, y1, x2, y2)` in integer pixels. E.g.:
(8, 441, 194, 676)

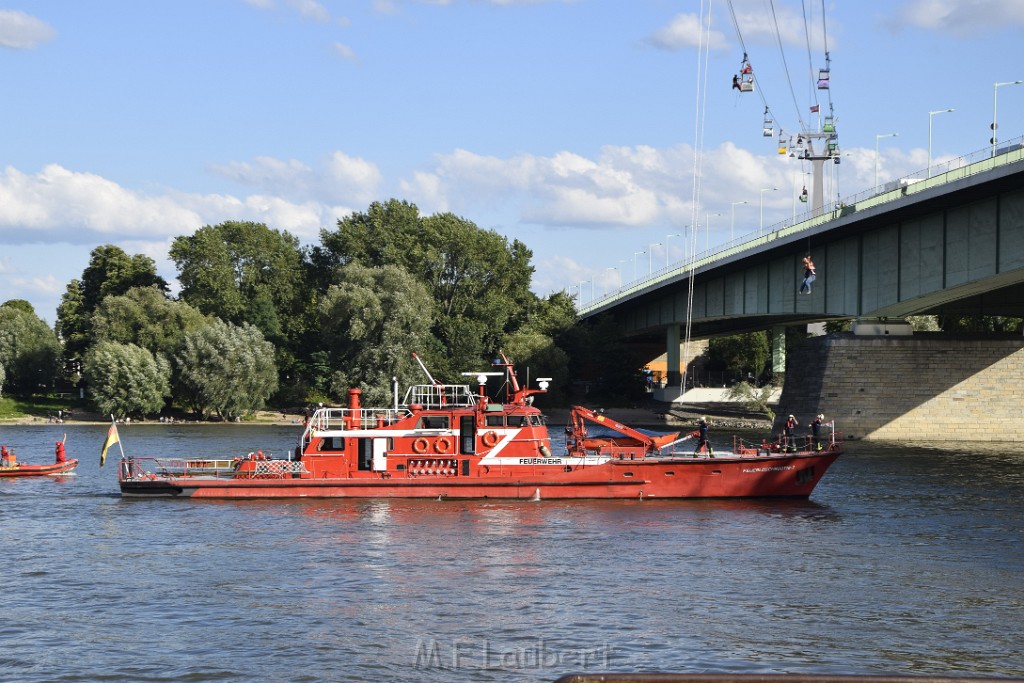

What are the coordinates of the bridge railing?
(578, 135, 1024, 314)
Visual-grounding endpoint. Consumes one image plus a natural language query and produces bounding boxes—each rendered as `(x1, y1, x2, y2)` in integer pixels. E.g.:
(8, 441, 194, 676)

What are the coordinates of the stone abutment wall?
(776, 334, 1024, 441)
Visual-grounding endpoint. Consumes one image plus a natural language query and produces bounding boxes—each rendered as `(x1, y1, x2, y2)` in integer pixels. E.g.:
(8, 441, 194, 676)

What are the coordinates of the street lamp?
(603, 267, 617, 296)
(730, 201, 748, 241)
(705, 212, 721, 251)
(928, 108, 954, 176)
(632, 251, 645, 281)
(664, 233, 680, 269)
(647, 243, 661, 275)
(759, 188, 778, 236)
(993, 80, 1023, 156)
(874, 132, 898, 188)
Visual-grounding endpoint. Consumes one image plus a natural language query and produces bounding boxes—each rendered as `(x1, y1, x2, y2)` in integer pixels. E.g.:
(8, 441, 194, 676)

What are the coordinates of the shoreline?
(2, 406, 773, 431)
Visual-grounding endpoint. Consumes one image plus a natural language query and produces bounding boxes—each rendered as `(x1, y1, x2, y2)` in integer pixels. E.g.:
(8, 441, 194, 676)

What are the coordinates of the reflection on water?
(1, 425, 1023, 681)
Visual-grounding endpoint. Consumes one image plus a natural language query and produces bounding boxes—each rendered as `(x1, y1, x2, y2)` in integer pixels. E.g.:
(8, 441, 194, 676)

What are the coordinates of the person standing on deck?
(812, 414, 825, 451)
(694, 417, 714, 457)
(55, 435, 67, 464)
(784, 415, 798, 452)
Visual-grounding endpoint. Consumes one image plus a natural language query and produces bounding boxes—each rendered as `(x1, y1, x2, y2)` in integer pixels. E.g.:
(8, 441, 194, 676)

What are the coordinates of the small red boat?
(119, 354, 840, 500)
(0, 459, 79, 477)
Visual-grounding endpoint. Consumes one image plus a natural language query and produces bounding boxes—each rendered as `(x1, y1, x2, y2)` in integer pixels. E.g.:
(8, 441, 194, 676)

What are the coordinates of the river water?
(1, 422, 1023, 682)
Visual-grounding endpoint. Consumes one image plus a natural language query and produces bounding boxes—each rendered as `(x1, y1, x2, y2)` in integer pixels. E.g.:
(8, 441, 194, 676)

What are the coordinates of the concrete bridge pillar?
(772, 326, 787, 375)
(666, 323, 681, 386)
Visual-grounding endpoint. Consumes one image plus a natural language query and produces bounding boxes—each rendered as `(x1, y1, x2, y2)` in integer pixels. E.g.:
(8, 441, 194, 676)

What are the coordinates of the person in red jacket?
(55, 436, 67, 464)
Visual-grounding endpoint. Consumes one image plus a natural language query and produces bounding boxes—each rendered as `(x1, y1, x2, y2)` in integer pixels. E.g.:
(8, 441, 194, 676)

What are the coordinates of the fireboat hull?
(118, 451, 839, 500)
(0, 459, 79, 478)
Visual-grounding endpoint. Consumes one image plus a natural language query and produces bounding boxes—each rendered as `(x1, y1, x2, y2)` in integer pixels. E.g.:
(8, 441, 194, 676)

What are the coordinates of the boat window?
(317, 436, 345, 452)
(416, 415, 450, 429)
(485, 415, 505, 427)
(507, 415, 526, 427)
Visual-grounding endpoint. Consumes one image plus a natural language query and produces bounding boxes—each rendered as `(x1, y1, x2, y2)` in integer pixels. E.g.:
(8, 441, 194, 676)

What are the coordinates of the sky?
(2, 0, 1024, 325)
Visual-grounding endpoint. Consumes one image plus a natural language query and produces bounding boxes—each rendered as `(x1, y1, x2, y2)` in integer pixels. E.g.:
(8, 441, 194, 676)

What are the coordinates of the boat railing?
(120, 456, 308, 480)
(309, 407, 413, 431)
(403, 384, 477, 409)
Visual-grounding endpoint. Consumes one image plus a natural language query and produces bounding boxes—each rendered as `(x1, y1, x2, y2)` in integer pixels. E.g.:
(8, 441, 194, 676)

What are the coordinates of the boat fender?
(539, 444, 551, 458)
(481, 431, 499, 447)
(412, 438, 430, 454)
(434, 437, 452, 454)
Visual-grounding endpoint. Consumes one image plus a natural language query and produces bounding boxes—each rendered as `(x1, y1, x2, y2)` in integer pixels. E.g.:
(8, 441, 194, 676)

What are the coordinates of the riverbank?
(2, 404, 773, 431)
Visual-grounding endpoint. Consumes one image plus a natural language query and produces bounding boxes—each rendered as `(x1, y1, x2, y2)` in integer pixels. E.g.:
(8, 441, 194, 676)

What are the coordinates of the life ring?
(412, 438, 430, 454)
(434, 437, 452, 454)
(481, 431, 499, 447)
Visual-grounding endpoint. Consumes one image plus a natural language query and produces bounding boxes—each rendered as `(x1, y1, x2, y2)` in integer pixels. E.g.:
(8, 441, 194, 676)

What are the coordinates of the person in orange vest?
(55, 435, 67, 464)
(783, 415, 798, 452)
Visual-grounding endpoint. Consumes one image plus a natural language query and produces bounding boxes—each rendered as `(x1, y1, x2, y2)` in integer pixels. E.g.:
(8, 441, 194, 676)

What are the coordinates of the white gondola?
(763, 109, 774, 137)
(817, 67, 830, 90)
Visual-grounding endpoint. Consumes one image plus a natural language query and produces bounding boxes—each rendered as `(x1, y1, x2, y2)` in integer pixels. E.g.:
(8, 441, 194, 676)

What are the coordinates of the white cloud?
(209, 152, 381, 206)
(897, 0, 1024, 34)
(0, 163, 343, 247)
(332, 42, 359, 62)
(0, 10, 56, 49)
(648, 13, 728, 51)
(288, 0, 331, 22)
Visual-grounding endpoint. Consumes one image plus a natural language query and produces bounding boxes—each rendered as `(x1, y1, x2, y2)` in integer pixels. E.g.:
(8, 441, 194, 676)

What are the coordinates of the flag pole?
(113, 414, 126, 459)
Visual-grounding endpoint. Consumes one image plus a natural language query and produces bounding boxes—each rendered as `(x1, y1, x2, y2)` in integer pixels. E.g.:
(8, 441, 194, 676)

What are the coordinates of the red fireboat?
(119, 355, 840, 500)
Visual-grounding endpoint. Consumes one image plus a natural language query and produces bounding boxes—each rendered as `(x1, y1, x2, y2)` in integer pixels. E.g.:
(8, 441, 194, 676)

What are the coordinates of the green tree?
(170, 221, 305, 342)
(82, 341, 171, 418)
(317, 200, 537, 375)
(91, 287, 208, 360)
(0, 361, 6, 397)
(1, 299, 36, 316)
(177, 320, 279, 420)
(320, 263, 435, 405)
(0, 303, 62, 396)
(57, 245, 168, 357)
(707, 331, 771, 378)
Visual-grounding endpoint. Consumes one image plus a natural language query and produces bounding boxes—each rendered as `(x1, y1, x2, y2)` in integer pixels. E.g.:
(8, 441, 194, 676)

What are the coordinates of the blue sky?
(2, 0, 1024, 324)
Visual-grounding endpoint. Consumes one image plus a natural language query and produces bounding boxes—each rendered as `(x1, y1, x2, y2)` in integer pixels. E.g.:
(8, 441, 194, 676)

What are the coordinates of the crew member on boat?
(784, 415, 798, 452)
(55, 436, 67, 464)
(1, 445, 12, 467)
(812, 414, 824, 451)
(695, 417, 713, 457)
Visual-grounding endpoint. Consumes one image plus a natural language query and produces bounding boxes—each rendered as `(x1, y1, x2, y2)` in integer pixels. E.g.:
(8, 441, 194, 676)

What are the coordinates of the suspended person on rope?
(732, 74, 741, 91)
(800, 255, 816, 294)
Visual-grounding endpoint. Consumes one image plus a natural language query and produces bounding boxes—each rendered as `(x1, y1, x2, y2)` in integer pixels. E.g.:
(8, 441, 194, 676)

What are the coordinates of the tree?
(317, 200, 537, 376)
(707, 331, 771, 378)
(57, 245, 168, 357)
(82, 341, 171, 418)
(726, 381, 778, 420)
(91, 287, 207, 360)
(170, 221, 305, 342)
(0, 303, 62, 396)
(319, 263, 435, 405)
(177, 320, 279, 420)
(0, 362, 5, 397)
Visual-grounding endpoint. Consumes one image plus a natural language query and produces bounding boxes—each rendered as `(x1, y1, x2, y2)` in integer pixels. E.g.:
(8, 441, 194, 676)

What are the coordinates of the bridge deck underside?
(616, 172, 1024, 342)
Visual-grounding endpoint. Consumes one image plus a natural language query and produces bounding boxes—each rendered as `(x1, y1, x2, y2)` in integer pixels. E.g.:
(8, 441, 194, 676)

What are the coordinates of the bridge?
(577, 140, 1024, 394)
